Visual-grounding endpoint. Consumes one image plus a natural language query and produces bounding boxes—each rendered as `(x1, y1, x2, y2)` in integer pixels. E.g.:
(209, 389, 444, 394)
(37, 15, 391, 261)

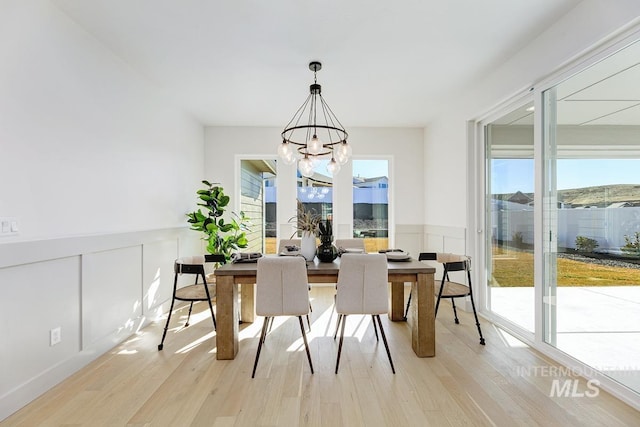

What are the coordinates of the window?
(240, 159, 277, 253)
(353, 160, 389, 252)
(297, 159, 333, 235)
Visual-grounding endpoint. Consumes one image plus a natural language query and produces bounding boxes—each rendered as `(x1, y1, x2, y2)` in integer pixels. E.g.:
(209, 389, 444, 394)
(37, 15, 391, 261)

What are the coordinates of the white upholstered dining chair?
(334, 238, 366, 253)
(277, 238, 301, 254)
(252, 256, 314, 378)
(334, 253, 395, 374)
(277, 238, 313, 327)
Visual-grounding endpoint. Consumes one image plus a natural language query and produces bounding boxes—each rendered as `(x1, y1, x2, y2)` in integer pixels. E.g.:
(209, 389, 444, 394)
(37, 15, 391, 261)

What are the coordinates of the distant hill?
(494, 184, 640, 207)
(558, 184, 640, 206)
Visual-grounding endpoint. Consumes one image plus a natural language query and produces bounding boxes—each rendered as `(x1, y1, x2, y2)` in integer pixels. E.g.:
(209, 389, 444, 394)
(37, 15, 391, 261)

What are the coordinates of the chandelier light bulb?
(310, 155, 319, 167)
(278, 141, 292, 159)
(308, 134, 323, 155)
(335, 150, 347, 165)
(282, 151, 296, 165)
(299, 156, 314, 177)
(326, 158, 341, 176)
(336, 141, 352, 165)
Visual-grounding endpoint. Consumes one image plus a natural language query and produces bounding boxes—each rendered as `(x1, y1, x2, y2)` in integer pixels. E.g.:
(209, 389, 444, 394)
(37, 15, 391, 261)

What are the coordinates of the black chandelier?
(278, 61, 351, 177)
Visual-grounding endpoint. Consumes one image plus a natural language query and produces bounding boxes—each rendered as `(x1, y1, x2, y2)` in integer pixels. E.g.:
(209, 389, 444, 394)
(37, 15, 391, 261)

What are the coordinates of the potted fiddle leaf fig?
(186, 180, 250, 262)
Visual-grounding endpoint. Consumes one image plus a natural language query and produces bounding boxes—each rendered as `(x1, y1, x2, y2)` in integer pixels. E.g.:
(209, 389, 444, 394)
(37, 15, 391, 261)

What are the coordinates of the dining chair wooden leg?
(333, 314, 343, 340)
(306, 314, 311, 330)
(335, 314, 347, 374)
(252, 317, 271, 378)
(375, 315, 395, 374)
(372, 315, 379, 341)
(298, 316, 314, 374)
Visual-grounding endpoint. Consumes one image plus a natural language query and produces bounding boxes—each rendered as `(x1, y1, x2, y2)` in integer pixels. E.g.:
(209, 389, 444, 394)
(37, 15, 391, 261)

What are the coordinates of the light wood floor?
(3, 286, 639, 426)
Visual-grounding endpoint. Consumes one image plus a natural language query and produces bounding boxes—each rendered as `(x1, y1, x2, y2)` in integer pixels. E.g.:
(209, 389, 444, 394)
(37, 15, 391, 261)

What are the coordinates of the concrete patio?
(491, 286, 640, 392)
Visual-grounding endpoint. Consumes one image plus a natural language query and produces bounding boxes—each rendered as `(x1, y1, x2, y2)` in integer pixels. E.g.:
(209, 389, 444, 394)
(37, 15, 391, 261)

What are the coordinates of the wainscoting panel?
(395, 224, 424, 257)
(142, 239, 179, 318)
(0, 256, 81, 401)
(82, 246, 143, 349)
(0, 227, 195, 421)
(424, 224, 466, 256)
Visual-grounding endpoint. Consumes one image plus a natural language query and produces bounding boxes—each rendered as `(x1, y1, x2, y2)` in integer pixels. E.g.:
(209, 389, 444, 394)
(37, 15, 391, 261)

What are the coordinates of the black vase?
(316, 236, 338, 262)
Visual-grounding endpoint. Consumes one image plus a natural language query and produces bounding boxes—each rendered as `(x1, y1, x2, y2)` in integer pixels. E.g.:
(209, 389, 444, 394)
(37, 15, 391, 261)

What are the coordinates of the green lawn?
(491, 247, 640, 287)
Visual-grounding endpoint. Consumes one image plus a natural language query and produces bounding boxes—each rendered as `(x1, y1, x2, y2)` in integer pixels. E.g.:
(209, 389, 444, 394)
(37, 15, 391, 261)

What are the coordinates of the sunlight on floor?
(176, 331, 216, 354)
(492, 325, 529, 348)
(239, 296, 382, 354)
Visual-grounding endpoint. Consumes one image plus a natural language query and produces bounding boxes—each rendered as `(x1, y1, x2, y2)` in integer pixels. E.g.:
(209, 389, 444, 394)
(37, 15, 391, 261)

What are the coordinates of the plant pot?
(300, 232, 317, 261)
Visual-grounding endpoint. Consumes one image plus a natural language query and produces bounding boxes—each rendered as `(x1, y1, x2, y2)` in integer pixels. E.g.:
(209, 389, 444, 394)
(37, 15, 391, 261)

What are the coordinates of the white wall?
(0, 0, 204, 241)
(0, 1, 205, 420)
(204, 126, 425, 255)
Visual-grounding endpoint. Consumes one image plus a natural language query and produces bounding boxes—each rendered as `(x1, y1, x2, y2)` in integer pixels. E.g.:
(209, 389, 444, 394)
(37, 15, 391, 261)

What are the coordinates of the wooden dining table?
(213, 256, 436, 360)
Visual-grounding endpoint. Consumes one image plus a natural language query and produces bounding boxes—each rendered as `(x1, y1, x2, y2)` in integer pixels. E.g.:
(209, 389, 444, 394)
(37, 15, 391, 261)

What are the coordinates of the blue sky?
(352, 159, 388, 178)
(491, 159, 640, 194)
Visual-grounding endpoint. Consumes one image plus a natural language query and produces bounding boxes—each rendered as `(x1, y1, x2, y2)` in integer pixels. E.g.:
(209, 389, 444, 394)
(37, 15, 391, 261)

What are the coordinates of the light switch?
(0, 217, 19, 235)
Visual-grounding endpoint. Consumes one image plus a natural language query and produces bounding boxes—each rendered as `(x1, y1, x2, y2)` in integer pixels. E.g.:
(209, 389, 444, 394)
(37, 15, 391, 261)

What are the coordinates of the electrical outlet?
(50, 327, 61, 346)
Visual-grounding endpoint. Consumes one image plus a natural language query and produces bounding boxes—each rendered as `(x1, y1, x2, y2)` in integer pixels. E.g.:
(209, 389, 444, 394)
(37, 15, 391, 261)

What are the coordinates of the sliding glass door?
(485, 102, 535, 332)
(542, 40, 640, 394)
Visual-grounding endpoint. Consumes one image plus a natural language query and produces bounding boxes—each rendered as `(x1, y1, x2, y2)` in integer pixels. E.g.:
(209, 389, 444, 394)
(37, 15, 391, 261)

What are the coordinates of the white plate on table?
(385, 251, 411, 261)
(279, 251, 300, 256)
(343, 248, 364, 253)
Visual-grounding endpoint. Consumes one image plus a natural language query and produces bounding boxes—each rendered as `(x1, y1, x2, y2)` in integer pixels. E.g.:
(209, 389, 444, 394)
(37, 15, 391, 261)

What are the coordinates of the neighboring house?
(608, 202, 633, 208)
(353, 175, 388, 189)
(507, 191, 533, 205)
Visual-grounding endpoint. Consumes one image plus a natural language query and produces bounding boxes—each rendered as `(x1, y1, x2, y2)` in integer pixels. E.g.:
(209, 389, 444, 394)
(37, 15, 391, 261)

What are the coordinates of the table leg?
(216, 275, 239, 360)
(411, 272, 435, 357)
(240, 283, 255, 323)
(389, 281, 405, 321)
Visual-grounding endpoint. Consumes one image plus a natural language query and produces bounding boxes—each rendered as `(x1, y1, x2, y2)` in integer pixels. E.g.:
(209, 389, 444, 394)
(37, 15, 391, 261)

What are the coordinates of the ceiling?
(52, 0, 583, 128)
(480, 37, 640, 126)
